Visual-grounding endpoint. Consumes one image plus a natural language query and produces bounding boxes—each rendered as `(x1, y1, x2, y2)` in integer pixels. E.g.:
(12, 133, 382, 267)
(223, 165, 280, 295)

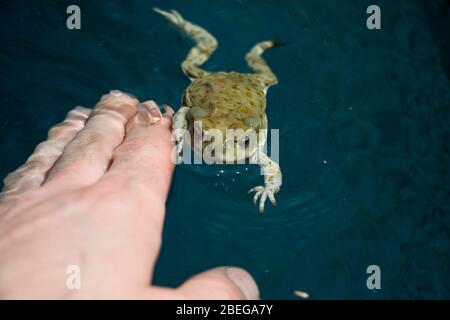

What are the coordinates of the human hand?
(0, 90, 259, 300)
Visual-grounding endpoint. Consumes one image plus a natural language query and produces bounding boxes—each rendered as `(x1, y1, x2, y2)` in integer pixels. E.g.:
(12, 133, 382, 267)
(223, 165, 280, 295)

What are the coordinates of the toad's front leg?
(172, 106, 189, 157)
(249, 151, 282, 213)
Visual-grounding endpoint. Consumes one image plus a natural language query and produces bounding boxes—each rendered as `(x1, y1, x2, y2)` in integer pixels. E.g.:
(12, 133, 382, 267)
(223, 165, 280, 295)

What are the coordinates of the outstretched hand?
(0, 90, 259, 300)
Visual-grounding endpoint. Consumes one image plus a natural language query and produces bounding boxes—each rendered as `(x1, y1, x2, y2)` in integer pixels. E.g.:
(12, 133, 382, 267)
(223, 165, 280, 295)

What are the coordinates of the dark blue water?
(1, 0, 449, 299)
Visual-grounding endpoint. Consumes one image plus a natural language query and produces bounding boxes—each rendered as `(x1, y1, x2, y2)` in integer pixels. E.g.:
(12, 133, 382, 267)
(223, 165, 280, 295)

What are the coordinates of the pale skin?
(0, 91, 259, 300)
(154, 8, 282, 213)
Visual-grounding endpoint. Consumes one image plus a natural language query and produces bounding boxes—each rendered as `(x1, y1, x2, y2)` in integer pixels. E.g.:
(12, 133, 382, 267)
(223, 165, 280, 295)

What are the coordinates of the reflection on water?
(0, 0, 449, 298)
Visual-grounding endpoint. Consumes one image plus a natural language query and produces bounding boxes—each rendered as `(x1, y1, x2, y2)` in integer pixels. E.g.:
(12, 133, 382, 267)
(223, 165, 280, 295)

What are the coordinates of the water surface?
(0, 0, 449, 299)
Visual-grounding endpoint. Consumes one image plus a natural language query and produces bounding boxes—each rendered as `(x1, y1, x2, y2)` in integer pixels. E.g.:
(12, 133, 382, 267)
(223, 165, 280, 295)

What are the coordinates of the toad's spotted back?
(183, 72, 266, 133)
(154, 8, 282, 213)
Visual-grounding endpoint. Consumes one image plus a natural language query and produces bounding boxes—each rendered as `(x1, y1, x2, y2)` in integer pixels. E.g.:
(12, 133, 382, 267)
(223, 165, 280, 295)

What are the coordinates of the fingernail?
(161, 104, 171, 112)
(161, 104, 175, 118)
(225, 268, 260, 300)
(147, 102, 161, 118)
(138, 103, 161, 124)
(142, 101, 162, 122)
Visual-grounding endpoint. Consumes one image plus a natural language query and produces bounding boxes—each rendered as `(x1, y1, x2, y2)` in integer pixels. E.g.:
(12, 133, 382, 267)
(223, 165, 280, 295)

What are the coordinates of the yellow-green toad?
(154, 8, 282, 213)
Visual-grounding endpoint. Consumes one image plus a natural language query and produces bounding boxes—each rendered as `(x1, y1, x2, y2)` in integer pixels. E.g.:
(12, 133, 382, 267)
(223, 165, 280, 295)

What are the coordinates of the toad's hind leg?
(153, 8, 218, 80)
(246, 40, 278, 89)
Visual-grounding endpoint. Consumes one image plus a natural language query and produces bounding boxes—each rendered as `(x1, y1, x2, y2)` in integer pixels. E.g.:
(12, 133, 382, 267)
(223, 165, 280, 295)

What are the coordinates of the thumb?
(176, 267, 260, 300)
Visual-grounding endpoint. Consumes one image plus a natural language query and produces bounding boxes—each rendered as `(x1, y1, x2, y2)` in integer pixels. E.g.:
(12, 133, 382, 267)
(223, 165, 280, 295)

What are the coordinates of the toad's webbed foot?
(172, 106, 189, 158)
(249, 151, 282, 213)
(153, 7, 217, 80)
(249, 185, 278, 214)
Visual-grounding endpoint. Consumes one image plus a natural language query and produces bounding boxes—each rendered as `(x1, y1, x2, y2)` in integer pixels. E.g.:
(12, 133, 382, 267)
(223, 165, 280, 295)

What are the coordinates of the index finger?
(104, 101, 175, 201)
(94, 102, 175, 277)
